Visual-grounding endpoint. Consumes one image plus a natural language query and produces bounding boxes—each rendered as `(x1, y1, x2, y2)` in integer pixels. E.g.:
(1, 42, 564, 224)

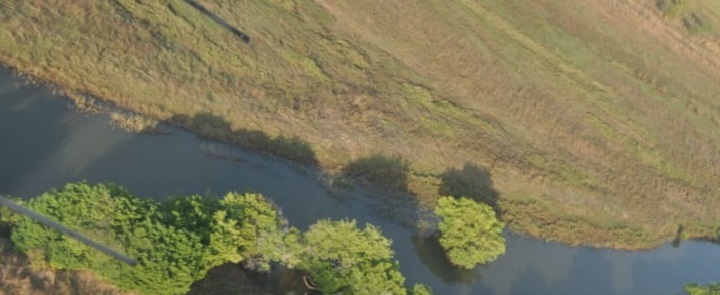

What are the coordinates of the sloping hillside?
(1, 0, 720, 249)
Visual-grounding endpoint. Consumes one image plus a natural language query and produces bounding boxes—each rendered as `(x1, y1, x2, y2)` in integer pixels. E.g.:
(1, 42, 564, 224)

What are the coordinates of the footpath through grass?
(3, 0, 720, 249)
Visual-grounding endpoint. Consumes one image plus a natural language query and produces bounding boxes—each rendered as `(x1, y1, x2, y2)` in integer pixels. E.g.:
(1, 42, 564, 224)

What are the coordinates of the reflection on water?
(2, 67, 720, 295)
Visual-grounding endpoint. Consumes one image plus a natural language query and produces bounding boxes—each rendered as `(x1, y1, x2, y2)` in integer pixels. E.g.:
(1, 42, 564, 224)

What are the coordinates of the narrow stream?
(1, 68, 719, 294)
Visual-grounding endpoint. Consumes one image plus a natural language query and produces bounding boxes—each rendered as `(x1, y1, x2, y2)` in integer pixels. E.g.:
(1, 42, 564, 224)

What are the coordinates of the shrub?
(435, 196, 505, 269)
(298, 219, 407, 295)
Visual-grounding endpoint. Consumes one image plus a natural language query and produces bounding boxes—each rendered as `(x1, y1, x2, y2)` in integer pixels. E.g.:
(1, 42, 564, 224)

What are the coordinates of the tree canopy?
(435, 196, 505, 269)
(298, 219, 408, 295)
(4, 182, 432, 295)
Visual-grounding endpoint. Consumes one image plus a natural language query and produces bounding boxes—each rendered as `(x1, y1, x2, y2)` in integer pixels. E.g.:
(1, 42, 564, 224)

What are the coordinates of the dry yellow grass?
(2, 0, 720, 249)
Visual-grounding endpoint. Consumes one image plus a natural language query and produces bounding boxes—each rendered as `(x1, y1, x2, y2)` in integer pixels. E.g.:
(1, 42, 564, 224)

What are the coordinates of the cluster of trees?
(1, 182, 431, 295)
(434, 196, 506, 269)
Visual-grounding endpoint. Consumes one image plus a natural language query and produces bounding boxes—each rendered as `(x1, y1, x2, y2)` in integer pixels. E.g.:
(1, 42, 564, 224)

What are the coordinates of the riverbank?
(4, 78, 720, 295)
(3, 0, 720, 250)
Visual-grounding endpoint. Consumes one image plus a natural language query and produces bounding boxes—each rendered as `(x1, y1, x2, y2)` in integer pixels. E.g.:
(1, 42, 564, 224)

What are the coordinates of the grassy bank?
(2, 0, 720, 249)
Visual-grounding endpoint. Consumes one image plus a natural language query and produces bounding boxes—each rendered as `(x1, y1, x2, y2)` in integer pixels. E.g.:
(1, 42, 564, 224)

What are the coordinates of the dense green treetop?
(435, 196, 505, 269)
(298, 219, 407, 295)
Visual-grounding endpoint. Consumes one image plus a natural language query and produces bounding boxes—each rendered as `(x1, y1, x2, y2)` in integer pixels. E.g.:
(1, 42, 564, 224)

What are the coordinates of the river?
(1, 68, 719, 295)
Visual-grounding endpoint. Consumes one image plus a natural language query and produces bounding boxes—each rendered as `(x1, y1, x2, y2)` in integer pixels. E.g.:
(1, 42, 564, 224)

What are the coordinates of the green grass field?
(2, 0, 720, 250)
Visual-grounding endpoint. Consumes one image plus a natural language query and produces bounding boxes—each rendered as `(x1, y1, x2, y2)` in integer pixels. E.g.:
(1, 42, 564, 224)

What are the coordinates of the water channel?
(1, 68, 719, 294)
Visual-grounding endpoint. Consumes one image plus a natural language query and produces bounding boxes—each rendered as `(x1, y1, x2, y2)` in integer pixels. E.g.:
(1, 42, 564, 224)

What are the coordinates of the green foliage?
(214, 192, 286, 271)
(0, 197, 24, 227)
(7, 182, 429, 295)
(686, 283, 720, 295)
(10, 182, 286, 295)
(435, 196, 505, 269)
(410, 284, 433, 295)
(299, 219, 407, 295)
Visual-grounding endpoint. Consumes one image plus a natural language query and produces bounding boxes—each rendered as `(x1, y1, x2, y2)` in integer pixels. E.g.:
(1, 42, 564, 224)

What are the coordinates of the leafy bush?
(435, 196, 505, 269)
(298, 219, 408, 295)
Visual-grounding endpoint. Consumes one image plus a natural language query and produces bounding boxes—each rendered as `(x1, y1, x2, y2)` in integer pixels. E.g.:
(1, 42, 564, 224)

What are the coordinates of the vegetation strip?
(1, 182, 447, 295)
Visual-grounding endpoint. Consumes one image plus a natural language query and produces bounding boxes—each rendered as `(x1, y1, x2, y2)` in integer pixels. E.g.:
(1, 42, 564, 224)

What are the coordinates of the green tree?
(213, 192, 287, 271)
(299, 219, 407, 295)
(435, 196, 505, 269)
(686, 283, 720, 295)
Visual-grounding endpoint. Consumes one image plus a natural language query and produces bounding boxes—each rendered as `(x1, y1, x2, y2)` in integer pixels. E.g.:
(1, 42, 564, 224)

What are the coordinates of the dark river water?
(1, 68, 719, 295)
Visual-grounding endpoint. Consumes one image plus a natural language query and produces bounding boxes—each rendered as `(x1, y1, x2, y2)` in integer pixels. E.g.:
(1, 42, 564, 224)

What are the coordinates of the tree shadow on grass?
(334, 154, 443, 236)
(439, 162, 502, 219)
(341, 154, 410, 192)
(170, 112, 318, 166)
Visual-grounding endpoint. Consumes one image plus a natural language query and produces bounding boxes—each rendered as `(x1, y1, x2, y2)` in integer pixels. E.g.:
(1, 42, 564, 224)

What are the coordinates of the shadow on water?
(411, 234, 481, 285)
(181, 0, 251, 43)
(337, 154, 441, 236)
(439, 162, 502, 219)
(170, 112, 318, 166)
